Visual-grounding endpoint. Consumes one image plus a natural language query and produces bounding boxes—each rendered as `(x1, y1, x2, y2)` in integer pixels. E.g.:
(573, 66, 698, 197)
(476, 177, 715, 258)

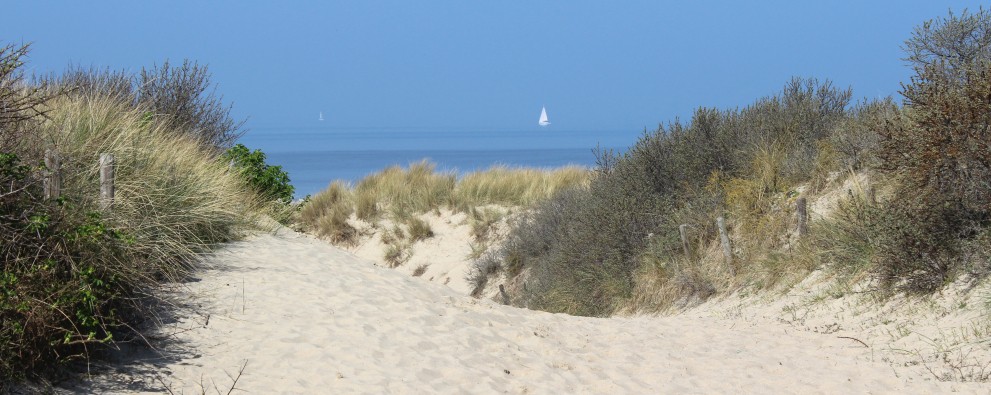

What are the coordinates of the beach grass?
(299, 160, 591, 245)
(1, 46, 272, 383)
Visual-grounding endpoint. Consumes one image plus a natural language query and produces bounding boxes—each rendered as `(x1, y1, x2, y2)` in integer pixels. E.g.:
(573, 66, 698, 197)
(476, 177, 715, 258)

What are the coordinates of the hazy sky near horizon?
(4, 1, 988, 134)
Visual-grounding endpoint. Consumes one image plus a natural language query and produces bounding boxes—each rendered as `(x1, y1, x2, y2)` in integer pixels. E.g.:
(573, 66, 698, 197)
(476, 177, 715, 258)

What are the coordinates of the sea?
(237, 127, 644, 198)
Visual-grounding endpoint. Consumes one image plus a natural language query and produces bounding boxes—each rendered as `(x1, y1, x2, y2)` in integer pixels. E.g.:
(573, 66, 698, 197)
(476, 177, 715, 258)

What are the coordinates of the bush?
(38, 59, 244, 149)
(479, 78, 853, 316)
(903, 8, 991, 84)
(136, 60, 244, 147)
(767, 10, 991, 296)
(828, 97, 897, 171)
(861, 10, 991, 292)
(0, 43, 56, 150)
(223, 143, 295, 204)
(880, 63, 991, 217)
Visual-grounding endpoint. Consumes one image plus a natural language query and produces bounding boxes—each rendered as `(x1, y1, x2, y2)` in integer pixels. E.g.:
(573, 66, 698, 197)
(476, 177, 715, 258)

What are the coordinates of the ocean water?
(238, 127, 642, 198)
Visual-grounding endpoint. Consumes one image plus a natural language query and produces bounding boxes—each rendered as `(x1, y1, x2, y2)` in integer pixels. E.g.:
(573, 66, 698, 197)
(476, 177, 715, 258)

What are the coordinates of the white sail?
(319, 112, 324, 121)
(538, 106, 550, 126)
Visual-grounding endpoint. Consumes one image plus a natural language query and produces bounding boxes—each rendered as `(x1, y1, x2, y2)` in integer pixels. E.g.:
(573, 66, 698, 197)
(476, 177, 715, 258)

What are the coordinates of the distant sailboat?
(318, 112, 325, 121)
(538, 106, 550, 126)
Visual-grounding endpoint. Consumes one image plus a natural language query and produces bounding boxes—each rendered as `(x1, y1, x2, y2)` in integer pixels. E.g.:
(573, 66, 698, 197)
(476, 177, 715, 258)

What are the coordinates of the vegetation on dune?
(40, 59, 245, 148)
(298, 161, 590, 269)
(469, 77, 856, 316)
(222, 143, 295, 204)
(299, 160, 590, 245)
(6, 4, 990, 388)
(473, 9, 991, 316)
(0, 44, 278, 385)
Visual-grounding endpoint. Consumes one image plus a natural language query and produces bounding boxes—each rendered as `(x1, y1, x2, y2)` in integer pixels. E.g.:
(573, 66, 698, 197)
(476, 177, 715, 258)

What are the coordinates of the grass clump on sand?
(298, 160, 590, 247)
(0, 44, 272, 385)
(300, 181, 357, 244)
(472, 9, 991, 317)
(297, 161, 589, 278)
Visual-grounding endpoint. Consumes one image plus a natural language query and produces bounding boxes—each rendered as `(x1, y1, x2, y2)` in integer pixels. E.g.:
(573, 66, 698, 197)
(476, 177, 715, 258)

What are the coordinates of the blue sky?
(5, 1, 988, 134)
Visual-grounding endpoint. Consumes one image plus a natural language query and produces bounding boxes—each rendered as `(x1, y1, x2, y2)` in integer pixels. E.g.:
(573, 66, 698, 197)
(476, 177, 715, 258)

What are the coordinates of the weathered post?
(498, 284, 510, 305)
(679, 224, 691, 258)
(717, 216, 735, 276)
(99, 153, 115, 210)
(43, 149, 61, 200)
(796, 196, 808, 237)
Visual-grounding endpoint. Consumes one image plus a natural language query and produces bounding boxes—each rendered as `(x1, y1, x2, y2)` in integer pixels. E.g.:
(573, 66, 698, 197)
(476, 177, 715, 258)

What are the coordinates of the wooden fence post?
(679, 224, 691, 258)
(43, 149, 61, 200)
(717, 216, 735, 276)
(796, 196, 808, 237)
(498, 284, 510, 305)
(99, 153, 115, 210)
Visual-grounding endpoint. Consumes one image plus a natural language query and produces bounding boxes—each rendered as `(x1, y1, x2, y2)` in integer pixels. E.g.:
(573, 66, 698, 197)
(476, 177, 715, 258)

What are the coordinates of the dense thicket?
(476, 78, 858, 316)
(476, 9, 991, 316)
(868, 8, 991, 291)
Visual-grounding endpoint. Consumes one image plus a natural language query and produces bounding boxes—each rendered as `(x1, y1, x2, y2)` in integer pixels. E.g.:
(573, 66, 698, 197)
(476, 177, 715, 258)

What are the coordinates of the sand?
(348, 209, 487, 296)
(64, 228, 986, 394)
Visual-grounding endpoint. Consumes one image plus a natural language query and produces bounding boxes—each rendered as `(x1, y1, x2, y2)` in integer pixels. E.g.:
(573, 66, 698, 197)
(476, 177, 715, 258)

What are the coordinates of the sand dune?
(71, 230, 981, 394)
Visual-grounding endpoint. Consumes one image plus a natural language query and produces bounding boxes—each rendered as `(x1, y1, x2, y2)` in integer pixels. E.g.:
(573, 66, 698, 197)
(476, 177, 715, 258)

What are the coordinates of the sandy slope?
(347, 209, 485, 296)
(69, 229, 983, 394)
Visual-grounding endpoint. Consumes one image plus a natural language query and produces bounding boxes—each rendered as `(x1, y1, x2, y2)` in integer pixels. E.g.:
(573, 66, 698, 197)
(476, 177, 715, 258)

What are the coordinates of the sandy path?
(74, 230, 978, 394)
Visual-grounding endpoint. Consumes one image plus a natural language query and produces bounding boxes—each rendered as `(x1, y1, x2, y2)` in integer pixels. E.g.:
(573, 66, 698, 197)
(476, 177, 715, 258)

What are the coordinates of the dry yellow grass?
(42, 93, 267, 276)
(453, 165, 590, 210)
(301, 160, 591, 245)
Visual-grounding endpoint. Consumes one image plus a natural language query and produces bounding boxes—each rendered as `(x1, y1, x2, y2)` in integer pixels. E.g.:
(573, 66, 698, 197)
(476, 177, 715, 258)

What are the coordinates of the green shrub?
(880, 65, 991, 218)
(223, 143, 295, 204)
(863, 9, 991, 292)
(478, 78, 853, 316)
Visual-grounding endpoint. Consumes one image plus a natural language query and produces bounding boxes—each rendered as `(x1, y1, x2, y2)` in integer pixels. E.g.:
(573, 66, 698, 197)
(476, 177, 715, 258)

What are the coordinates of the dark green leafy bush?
(0, 153, 130, 382)
(223, 143, 295, 204)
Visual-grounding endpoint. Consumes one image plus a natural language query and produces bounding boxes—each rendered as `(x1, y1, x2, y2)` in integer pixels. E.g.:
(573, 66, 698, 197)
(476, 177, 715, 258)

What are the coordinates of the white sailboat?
(538, 106, 550, 126)
(318, 112, 325, 121)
